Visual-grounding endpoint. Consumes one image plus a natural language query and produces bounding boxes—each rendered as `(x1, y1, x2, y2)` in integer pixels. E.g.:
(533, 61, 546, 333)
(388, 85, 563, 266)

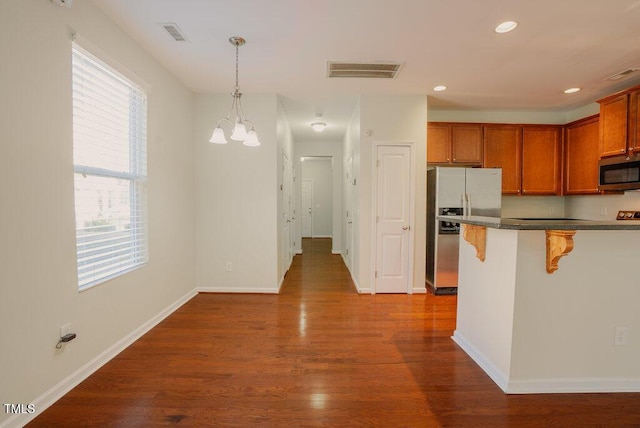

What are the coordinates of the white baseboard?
(506, 377, 640, 394)
(452, 330, 640, 394)
(296, 249, 303, 254)
(197, 286, 280, 294)
(412, 287, 427, 294)
(451, 330, 509, 393)
(312, 235, 332, 238)
(331, 249, 341, 255)
(1, 289, 197, 428)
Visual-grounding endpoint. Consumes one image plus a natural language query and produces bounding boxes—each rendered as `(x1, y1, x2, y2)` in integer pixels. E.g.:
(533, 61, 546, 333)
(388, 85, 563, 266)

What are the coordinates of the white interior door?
(345, 155, 354, 270)
(291, 167, 297, 255)
(281, 153, 293, 272)
(375, 145, 412, 293)
(301, 179, 313, 238)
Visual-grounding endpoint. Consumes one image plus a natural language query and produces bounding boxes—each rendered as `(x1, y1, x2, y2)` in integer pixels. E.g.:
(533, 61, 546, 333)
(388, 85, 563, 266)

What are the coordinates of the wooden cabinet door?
(451, 124, 482, 164)
(564, 116, 600, 195)
(427, 123, 450, 164)
(599, 93, 628, 157)
(483, 125, 522, 194)
(522, 126, 562, 195)
(630, 90, 640, 153)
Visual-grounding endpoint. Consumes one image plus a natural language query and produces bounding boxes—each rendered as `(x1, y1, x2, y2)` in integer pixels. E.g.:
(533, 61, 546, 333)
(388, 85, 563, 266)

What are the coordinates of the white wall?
(502, 196, 567, 218)
(0, 1, 196, 425)
(427, 109, 568, 124)
(427, 104, 599, 125)
(359, 95, 428, 293)
(301, 159, 334, 237)
(454, 229, 518, 385)
(194, 93, 279, 293)
(567, 192, 640, 220)
(456, 227, 640, 393)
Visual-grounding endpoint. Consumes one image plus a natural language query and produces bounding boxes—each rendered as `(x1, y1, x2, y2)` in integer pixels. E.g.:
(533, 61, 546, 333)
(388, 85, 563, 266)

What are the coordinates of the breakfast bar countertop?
(437, 215, 640, 230)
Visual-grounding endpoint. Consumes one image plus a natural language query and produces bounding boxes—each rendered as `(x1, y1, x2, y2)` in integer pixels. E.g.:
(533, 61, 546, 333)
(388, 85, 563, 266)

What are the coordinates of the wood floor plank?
(28, 238, 640, 427)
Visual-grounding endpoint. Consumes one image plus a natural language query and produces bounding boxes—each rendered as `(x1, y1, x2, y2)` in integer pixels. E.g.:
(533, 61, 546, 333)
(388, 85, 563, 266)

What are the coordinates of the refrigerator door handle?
(462, 194, 466, 217)
(462, 193, 469, 217)
(467, 193, 471, 216)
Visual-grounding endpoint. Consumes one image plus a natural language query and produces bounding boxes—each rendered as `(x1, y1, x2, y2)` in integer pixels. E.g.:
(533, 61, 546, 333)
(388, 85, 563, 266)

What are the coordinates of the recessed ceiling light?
(564, 87, 581, 94)
(433, 85, 447, 92)
(495, 21, 518, 34)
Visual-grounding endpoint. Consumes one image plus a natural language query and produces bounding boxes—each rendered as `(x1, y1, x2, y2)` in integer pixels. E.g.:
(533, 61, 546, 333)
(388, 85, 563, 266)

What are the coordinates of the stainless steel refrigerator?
(426, 167, 502, 294)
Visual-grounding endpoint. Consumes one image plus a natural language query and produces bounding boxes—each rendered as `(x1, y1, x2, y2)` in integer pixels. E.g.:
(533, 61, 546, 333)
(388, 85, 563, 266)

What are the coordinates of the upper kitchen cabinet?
(483, 125, 522, 194)
(427, 123, 483, 165)
(521, 126, 562, 195)
(598, 84, 640, 158)
(483, 124, 562, 195)
(564, 115, 600, 195)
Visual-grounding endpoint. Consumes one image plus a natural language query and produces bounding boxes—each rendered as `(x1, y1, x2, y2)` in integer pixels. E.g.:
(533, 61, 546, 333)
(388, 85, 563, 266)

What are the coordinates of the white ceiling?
(90, 0, 640, 142)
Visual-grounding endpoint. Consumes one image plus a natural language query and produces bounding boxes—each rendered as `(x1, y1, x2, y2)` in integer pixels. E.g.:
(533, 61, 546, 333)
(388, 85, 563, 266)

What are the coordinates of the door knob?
(402, 225, 410, 230)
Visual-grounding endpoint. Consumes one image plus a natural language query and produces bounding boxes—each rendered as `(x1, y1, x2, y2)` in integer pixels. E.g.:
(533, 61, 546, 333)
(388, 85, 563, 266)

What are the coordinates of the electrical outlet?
(60, 323, 72, 338)
(225, 262, 233, 272)
(614, 326, 628, 346)
(600, 206, 608, 216)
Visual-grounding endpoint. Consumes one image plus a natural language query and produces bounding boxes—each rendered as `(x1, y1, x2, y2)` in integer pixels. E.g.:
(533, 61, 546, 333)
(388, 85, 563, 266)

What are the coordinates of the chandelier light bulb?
(209, 127, 228, 144)
(243, 129, 261, 147)
(230, 120, 248, 141)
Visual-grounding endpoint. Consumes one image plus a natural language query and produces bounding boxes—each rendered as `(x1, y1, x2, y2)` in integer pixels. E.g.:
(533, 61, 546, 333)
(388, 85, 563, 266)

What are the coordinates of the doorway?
(300, 157, 333, 240)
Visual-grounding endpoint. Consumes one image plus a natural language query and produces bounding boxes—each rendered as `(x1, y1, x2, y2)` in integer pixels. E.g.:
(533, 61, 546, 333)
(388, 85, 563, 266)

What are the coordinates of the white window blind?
(72, 42, 148, 290)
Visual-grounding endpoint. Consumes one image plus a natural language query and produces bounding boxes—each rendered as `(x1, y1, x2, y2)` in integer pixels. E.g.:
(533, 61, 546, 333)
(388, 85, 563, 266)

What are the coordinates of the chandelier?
(209, 36, 260, 147)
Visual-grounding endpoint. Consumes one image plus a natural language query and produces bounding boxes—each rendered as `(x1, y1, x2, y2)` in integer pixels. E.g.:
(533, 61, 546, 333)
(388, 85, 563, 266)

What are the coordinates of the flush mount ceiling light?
(311, 122, 327, 132)
(564, 87, 581, 94)
(495, 21, 518, 33)
(311, 114, 327, 132)
(433, 85, 447, 92)
(209, 36, 260, 147)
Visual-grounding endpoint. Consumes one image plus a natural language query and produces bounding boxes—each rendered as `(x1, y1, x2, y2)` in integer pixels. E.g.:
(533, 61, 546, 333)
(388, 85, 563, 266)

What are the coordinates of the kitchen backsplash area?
(566, 191, 640, 220)
(502, 192, 640, 221)
(502, 196, 566, 218)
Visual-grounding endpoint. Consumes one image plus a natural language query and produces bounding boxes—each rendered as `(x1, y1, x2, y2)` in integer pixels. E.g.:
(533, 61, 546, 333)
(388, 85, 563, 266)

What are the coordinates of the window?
(72, 42, 148, 290)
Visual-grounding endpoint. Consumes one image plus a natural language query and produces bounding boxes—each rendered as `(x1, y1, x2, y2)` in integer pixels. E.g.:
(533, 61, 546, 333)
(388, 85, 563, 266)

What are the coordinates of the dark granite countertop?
(437, 215, 640, 230)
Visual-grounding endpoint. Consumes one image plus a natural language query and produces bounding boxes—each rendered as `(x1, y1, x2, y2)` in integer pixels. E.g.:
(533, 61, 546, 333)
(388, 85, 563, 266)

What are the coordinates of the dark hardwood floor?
(30, 238, 640, 427)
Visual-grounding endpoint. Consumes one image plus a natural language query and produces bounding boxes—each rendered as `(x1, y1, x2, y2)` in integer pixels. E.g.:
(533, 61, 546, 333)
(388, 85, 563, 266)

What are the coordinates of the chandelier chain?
(234, 43, 240, 92)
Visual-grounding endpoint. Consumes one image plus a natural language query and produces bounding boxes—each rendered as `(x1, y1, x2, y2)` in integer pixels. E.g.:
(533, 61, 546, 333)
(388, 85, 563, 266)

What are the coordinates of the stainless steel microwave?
(599, 154, 640, 191)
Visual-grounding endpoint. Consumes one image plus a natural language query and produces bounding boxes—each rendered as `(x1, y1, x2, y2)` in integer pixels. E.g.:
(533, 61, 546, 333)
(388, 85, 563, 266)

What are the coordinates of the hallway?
(30, 239, 640, 427)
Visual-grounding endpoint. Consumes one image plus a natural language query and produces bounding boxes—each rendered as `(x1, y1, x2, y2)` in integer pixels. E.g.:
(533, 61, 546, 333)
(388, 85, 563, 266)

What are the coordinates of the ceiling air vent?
(160, 23, 188, 42)
(605, 68, 639, 81)
(327, 62, 403, 79)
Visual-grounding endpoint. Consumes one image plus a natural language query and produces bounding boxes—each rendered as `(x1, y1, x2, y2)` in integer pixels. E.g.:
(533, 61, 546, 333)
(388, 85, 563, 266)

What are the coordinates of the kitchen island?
(440, 215, 640, 394)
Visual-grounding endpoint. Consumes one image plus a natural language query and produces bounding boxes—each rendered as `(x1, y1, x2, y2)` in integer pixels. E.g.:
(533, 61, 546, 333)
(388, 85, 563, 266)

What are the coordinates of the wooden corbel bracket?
(545, 230, 576, 274)
(463, 224, 487, 262)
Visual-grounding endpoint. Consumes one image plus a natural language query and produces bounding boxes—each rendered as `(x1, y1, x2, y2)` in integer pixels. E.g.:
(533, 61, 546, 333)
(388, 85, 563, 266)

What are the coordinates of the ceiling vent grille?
(327, 62, 403, 79)
(160, 23, 188, 42)
(605, 68, 639, 81)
